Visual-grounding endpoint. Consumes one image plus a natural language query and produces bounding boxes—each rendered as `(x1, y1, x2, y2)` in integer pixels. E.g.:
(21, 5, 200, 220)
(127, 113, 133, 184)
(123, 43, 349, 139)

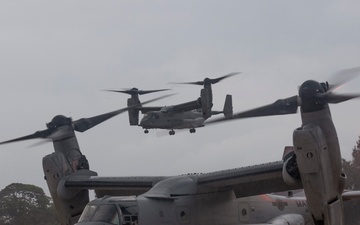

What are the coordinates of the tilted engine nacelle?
(127, 97, 140, 125)
(200, 88, 213, 119)
(282, 146, 301, 186)
(267, 214, 305, 225)
(43, 149, 96, 225)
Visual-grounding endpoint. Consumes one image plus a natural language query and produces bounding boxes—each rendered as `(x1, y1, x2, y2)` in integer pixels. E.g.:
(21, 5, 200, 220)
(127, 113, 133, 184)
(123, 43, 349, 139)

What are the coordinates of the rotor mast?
(105, 87, 170, 126)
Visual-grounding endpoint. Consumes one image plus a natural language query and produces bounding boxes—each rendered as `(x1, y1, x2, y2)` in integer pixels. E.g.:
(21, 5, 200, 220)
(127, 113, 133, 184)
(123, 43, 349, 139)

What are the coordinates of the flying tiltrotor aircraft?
(1, 68, 360, 225)
(105, 73, 237, 135)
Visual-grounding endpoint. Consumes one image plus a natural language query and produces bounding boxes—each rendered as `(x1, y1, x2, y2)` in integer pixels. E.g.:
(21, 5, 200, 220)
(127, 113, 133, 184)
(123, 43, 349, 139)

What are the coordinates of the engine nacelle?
(200, 88, 213, 119)
(127, 98, 140, 125)
(267, 214, 305, 225)
(43, 151, 92, 225)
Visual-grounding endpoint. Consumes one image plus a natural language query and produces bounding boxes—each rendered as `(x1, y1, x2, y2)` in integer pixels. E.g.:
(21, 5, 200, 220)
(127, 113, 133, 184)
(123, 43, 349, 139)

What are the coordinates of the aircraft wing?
(197, 161, 303, 198)
(63, 173, 169, 197)
(137, 106, 163, 113)
(171, 99, 201, 112)
(137, 99, 201, 114)
(62, 161, 301, 198)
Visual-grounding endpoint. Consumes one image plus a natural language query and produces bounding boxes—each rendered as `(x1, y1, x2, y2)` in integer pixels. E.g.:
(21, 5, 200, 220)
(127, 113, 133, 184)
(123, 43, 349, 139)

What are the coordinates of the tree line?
(0, 183, 61, 225)
(343, 136, 360, 225)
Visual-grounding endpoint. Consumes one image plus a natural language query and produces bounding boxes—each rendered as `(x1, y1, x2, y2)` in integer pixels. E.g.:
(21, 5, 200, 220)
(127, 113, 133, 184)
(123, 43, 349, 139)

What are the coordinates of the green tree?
(0, 183, 61, 225)
(342, 136, 360, 225)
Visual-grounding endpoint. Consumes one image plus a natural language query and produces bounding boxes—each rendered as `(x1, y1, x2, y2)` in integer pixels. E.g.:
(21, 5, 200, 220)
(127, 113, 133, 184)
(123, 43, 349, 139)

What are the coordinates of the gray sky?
(1, 1, 360, 195)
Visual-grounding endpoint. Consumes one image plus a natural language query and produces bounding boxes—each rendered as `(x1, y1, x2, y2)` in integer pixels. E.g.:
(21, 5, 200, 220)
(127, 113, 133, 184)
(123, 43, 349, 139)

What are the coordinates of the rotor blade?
(211, 110, 223, 115)
(73, 107, 130, 132)
(169, 72, 240, 86)
(328, 66, 360, 91)
(104, 89, 135, 94)
(103, 88, 170, 95)
(232, 95, 299, 117)
(207, 95, 299, 124)
(169, 81, 204, 86)
(73, 94, 175, 132)
(0, 129, 51, 145)
(141, 93, 176, 105)
(209, 72, 241, 84)
(137, 89, 170, 95)
(322, 93, 360, 104)
(27, 139, 53, 148)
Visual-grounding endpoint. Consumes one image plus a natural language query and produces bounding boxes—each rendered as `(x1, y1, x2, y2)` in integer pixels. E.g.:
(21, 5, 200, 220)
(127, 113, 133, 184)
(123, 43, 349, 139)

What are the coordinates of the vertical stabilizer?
(223, 94, 233, 118)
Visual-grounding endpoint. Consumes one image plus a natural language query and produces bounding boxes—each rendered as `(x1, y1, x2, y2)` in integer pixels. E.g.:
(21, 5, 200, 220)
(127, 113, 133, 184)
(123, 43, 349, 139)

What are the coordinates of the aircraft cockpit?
(75, 196, 138, 225)
(142, 112, 160, 120)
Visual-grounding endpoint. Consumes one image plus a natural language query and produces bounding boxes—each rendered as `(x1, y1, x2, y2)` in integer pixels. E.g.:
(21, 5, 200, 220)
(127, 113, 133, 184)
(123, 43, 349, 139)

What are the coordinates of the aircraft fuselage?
(140, 110, 205, 130)
(76, 190, 312, 225)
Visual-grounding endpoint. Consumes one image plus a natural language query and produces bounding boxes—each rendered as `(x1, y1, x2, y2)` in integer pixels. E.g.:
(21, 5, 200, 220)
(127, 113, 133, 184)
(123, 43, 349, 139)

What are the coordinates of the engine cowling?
(282, 154, 301, 186)
(200, 88, 213, 119)
(127, 98, 140, 125)
(43, 150, 94, 225)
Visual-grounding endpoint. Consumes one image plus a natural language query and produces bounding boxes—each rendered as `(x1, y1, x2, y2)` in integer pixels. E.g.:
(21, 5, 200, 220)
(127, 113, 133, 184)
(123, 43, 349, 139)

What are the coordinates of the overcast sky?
(1, 1, 360, 195)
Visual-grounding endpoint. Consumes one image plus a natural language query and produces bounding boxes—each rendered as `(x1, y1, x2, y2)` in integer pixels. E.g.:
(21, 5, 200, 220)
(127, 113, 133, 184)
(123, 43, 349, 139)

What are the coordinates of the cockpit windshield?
(143, 112, 159, 120)
(78, 204, 120, 225)
(77, 198, 139, 225)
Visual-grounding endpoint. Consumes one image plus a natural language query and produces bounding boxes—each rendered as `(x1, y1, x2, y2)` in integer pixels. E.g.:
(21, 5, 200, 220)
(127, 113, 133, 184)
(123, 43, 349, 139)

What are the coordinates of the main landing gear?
(169, 130, 175, 135)
(144, 129, 149, 134)
(189, 128, 196, 133)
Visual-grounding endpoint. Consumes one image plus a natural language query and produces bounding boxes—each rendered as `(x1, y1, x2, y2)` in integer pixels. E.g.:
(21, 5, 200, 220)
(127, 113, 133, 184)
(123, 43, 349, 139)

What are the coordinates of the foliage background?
(0, 183, 60, 225)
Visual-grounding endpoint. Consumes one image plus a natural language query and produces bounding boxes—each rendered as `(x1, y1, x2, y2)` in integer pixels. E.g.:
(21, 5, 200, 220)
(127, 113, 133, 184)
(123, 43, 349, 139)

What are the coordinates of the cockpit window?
(143, 113, 150, 119)
(92, 204, 119, 224)
(78, 205, 97, 222)
(143, 112, 160, 120)
(78, 204, 120, 225)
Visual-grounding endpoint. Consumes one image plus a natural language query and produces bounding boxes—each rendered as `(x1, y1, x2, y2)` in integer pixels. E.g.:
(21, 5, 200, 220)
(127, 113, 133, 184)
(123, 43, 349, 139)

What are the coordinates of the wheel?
(190, 128, 196, 133)
(169, 130, 175, 135)
(144, 129, 149, 134)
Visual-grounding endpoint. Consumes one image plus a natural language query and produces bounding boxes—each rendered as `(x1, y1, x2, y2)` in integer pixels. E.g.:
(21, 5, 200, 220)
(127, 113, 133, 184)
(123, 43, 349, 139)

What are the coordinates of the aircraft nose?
(140, 117, 150, 126)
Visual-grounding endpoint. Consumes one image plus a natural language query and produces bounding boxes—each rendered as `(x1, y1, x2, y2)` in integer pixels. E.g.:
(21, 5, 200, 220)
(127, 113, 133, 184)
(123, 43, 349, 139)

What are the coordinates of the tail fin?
(223, 94, 233, 118)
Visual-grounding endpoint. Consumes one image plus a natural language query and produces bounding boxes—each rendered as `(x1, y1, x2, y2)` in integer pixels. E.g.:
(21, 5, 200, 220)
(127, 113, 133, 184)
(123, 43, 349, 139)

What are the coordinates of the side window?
(120, 205, 138, 225)
(176, 207, 191, 224)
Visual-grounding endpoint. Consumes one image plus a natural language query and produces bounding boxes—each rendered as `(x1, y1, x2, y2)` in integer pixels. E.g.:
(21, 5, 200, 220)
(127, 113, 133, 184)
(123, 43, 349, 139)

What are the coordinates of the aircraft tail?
(223, 94, 233, 119)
